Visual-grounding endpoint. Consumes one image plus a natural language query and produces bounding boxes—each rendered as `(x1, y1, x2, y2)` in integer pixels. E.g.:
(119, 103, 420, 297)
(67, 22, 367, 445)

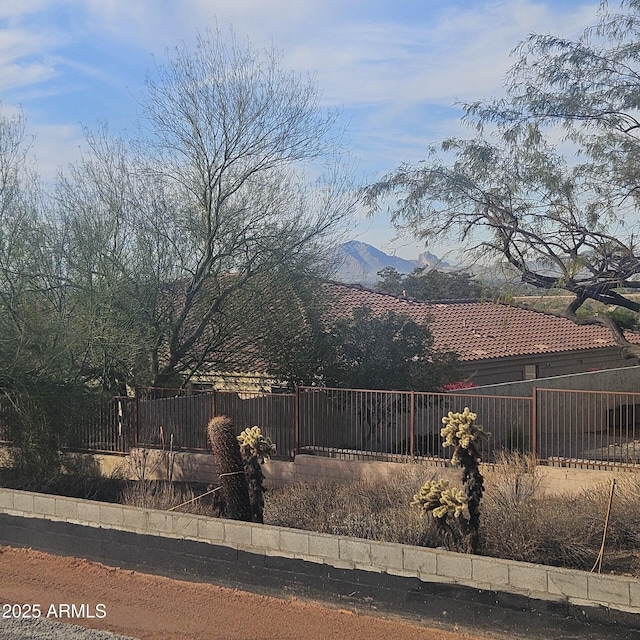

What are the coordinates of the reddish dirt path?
(0, 546, 497, 640)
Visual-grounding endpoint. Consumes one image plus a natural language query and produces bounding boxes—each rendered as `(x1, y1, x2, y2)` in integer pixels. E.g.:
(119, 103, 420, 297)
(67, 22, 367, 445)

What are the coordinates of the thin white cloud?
(0, 0, 55, 20)
(0, 16, 67, 91)
(6, 0, 599, 115)
(0, 0, 607, 253)
(281, 1, 600, 111)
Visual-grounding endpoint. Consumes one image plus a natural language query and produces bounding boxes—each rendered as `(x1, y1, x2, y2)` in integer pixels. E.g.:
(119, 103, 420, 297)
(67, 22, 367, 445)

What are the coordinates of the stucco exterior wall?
(75, 450, 633, 496)
(460, 364, 640, 397)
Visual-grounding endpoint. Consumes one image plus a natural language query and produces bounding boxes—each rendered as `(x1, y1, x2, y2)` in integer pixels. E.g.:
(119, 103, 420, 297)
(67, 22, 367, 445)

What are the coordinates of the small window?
(524, 364, 537, 380)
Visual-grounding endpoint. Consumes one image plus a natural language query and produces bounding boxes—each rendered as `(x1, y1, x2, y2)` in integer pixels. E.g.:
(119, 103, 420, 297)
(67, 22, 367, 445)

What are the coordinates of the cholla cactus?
(411, 479, 468, 520)
(441, 407, 489, 463)
(440, 407, 487, 554)
(237, 426, 276, 463)
(413, 407, 488, 554)
(412, 479, 469, 552)
(434, 484, 469, 521)
(236, 426, 276, 524)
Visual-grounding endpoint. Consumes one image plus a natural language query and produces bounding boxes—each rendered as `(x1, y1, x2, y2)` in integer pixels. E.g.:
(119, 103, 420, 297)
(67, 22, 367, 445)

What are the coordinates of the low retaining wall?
(86, 449, 631, 496)
(0, 488, 639, 639)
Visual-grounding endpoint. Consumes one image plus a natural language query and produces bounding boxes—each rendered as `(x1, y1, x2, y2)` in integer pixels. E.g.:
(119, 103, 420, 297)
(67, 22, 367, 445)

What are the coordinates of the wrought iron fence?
(214, 392, 295, 459)
(0, 393, 129, 453)
(4, 385, 640, 468)
(535, 388, 640, 466)
(296, 387, 532, 463)
(136, 392, 212, 451)
(80, 396, 133, 453)
(131, 390, 294, 459)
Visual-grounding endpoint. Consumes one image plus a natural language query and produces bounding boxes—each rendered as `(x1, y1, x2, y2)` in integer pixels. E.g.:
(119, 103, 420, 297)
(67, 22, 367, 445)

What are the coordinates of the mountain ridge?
(329, 240, 452, 285)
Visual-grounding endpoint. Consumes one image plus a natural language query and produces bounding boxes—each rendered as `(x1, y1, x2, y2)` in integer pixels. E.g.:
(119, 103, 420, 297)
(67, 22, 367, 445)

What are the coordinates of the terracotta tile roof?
(321, 281, 640, 362)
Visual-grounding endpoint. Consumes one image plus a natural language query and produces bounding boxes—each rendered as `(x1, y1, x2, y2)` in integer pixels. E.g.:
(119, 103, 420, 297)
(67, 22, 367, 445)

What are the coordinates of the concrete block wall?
(1, 487, 639, 618)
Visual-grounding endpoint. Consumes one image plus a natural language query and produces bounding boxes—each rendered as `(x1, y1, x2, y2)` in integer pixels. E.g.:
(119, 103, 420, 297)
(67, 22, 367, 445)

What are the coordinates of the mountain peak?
(328, 241, 450, 285)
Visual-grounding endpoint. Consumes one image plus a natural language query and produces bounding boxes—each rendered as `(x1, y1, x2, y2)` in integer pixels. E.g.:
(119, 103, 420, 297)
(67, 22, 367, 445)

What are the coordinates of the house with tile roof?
(187, 279, 640, 390)
(320, 281, 640, 387)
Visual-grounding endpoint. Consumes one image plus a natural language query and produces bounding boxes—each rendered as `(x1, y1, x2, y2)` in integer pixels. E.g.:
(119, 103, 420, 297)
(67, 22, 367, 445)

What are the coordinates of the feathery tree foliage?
(366, 1, 640, 360)
(0, 29, 354, 480)
(0, 29, 354, 396)
(55, 30, 354, 390)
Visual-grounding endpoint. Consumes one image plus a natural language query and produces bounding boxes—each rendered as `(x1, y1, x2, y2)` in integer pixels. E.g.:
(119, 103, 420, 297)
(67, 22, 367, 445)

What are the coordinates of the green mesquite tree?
(365, 1, 640, 360)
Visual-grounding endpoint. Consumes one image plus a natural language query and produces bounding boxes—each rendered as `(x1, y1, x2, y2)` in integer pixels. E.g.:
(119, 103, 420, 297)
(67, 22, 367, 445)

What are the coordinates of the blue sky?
(1, 0, 601, 260)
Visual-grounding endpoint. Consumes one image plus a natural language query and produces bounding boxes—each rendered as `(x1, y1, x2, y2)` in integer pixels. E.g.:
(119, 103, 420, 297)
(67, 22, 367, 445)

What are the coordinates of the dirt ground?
(0, 546, 498, 640)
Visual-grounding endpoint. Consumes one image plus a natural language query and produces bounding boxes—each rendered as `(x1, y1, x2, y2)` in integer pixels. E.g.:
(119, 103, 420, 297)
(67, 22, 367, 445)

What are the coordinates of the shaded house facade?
(320, 282, 640, 387)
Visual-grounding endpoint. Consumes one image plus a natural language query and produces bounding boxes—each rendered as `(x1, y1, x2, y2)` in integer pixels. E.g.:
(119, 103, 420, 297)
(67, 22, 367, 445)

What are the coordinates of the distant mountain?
(327, 241, 451, 285)
(416, 250, 451, 270)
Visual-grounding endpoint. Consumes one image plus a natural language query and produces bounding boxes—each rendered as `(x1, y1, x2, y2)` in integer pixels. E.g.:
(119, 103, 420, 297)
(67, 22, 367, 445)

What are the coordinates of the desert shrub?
(482, 451, 540, 509)
(481, 490, 600, 569)
(0, 448, 126, 502)
(480, 453, 602, 569)
(5, 388, 112, 487)
(578, 475, 640, 551)
(266, 454, 640, 573)
(265, 466, 457, 546)
(42, 454, 125, 502)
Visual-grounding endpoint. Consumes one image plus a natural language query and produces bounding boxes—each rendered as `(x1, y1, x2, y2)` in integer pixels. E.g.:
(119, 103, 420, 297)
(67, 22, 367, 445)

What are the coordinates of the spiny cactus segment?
(441, 407, 489, 462)
(411, 479, 469, 521)
(413, 406, 488, 554)
(236, 425, 276, 524)
(207, 416, 252, 522)
(237, 426, 276, 463)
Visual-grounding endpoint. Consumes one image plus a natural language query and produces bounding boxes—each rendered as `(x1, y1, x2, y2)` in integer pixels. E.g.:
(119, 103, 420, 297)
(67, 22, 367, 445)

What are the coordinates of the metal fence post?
(294, 386, 300, 456)
(133, 389, 140, 450)
(409, 390, 415, 458)
(531, 387, 537, 463)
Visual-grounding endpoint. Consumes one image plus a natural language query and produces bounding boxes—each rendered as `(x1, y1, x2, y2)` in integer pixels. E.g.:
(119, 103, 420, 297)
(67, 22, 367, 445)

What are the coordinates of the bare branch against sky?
(0, 0, 599, 258)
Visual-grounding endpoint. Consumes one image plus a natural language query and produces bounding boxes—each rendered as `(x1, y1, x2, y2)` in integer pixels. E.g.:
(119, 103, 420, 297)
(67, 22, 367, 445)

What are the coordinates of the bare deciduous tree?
(55, 29, 354, 390)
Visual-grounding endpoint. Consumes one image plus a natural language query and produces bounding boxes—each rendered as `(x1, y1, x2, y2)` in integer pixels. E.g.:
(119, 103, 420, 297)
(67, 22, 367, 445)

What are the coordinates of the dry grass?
(117, 453, 640, 575)
(265, 465, 457, 547)
(264, 454, 640, 575)
(481, 454, 597, 568)
(120, 480, 222, 517)
(480, 455, 640, 572)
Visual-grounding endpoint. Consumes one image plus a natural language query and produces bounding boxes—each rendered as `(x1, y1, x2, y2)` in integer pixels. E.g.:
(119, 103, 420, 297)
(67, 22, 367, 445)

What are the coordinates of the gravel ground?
(2, 618, 137, 639)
